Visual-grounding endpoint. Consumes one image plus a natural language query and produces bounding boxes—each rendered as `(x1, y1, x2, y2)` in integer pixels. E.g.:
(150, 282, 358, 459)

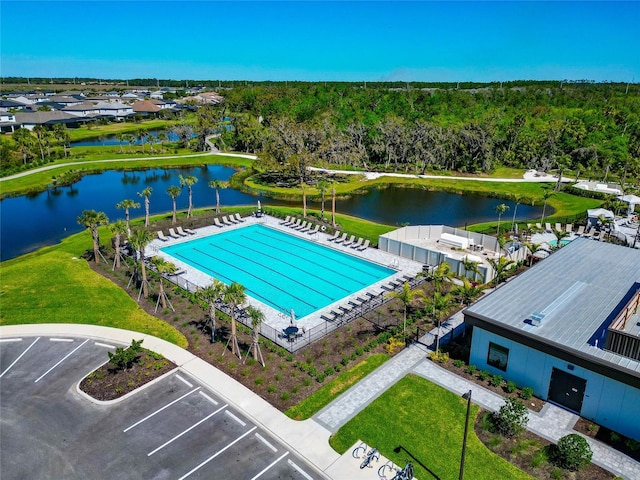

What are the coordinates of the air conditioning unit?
(531, 312, 545, 327)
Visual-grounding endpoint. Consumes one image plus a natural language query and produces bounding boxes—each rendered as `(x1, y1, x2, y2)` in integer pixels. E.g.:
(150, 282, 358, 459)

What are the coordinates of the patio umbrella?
(257, 200, 262, 211)
(290, 308, 296, 325)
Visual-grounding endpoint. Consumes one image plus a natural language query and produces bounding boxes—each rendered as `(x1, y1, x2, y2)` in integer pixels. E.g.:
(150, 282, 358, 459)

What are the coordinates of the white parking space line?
(177, 426, 257, 480)
(254, 433, 278, 453)
(175, 374, 193, 387)
(35, 339, 90, 383)
(123, 387, 200, 432)
(0, 338, 22, 343)
(147, 404, 227, 456)
(249, 451, 289, 480)
(198, 391, 218, 406)
(288, 459, 314, 480)
(94, 342, 116, 349)
(224, 410, 246, 427)
(49, 338, 73, 342)
(0, 337, 40, 379)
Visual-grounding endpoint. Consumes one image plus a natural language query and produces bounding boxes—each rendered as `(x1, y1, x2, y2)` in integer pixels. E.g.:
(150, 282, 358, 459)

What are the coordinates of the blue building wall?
(470, 327, 640, 441)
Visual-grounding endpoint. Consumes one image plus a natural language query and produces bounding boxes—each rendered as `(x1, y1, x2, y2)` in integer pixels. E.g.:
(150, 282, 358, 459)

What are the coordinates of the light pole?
(459, 389, 472, 480)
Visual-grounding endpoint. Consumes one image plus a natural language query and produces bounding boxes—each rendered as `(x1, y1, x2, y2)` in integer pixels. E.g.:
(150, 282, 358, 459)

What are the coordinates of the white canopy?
(587, 208, 614, 220)
(617, 194, 640, 205)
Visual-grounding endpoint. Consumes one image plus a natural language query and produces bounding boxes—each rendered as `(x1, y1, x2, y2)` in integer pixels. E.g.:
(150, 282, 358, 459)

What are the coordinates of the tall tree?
(386, 282, 425, 345)
(179, 174, 198, 218)
(317, 179, 329, 219)
(223, 282, 246, 358)
(331, 182, 337, 227)
(53, 124, 70, 158)
(540, 189, 554, 225)
(487, 256, 516, 286)
(109, 220, 128, 270)
(116, 199, 140, 236)
(245, 305, 266, 366)
(495, 203, 509, 236)
(208, 179, 228, 215)
(422, 262, 454, 293)
(137, 187, 153, 227)
(12, 128, 36, 164)
(128, 228, 154, 299)
(32, 125, 49, 161)
(77, 209, 109, 264)
(431, 291, 454, 352)
(510, 194, 522, 234)
(301, 181, 308, 217)
(199, 280, 226, 343)
(151, 256, 176, 312)
(166, 185, 181, 225)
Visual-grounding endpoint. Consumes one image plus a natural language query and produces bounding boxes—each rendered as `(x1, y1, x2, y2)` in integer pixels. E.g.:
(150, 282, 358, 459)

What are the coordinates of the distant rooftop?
(465, 238, 640, 375)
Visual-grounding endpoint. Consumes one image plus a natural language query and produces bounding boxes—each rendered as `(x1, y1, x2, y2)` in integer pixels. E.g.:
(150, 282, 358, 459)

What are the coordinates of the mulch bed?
(80, 349, 176, 401)
(475, 411, 617, 480)
(574, 417, 640, 462)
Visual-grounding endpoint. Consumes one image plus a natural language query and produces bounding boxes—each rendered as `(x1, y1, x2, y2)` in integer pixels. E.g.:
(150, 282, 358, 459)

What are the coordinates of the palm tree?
(331, 182, 337, 227)
(179, 174, 198, 218)
(137, 187, 153, 227)
(116, 199, 140, 236)
(540, 189, 554, 225)
(77, 210, 109, 264)
(461, 257, 481, 282)
(157, 132, 168, 153)
(223, 282, 246, 358)
(453, 278, 485, 306)
(137, 129, 146, 153)
(53, 124, 70, 158)
(431, 291, 454, 352)
(386, 282, 425, 345)
(421, 262, 454, 293)
(151, 256, 176, 312)
(199, 280, 225, 343)
(116, 132, 125, 153)
(245, 305, 266, 366)
(495, 203, 509, 236)
(510, 194, 522, 234)
(109, 220, 128, 270)
(209, 179, 228, 215)
(166, 185, 181, 225)
(487, 256, 516, 286)
(552, 228, 571, 249)
(301, 182, 308, 217)
(523, 241, 542, 266)
(317, 180, 329, 219)
(128, 228, 154, 299)
(124, 133, 136, 152)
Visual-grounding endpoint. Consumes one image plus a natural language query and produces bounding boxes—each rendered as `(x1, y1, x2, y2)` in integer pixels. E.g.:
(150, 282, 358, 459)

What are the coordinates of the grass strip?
(330, 374, 532, 480)
(285, 354, 389, 420)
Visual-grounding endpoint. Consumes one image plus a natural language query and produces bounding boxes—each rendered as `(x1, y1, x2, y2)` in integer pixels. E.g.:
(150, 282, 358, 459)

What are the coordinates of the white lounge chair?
(357, 239, 370, 251)
(157, 231, 169, 242)
(167, 228, 181, 238)
(350, 237, 364, 249)
(280, 215, 291, 225)
(234, 213, 245, 223)
(327, 230, 340, 241)
(295, 221, 308, 231)
(177, 226, 194, 236)
(284, 217, 296, 227)
(545, 223, 552, 232)
(535, 223, 543, 231)
(555, 223, 563, 232)
(566, 224, 573, 233)
(222, 216, 233, 226)
(228, 215, 240, 224)
(299, 222, 312, 233)
(307, 224, 320, 235)
(576, 225, 585, 236)
(343, 235, 356, 246)
(290, 219, 302, 229)
(213, 217, 224, 228)
(334, 233, 348, 244)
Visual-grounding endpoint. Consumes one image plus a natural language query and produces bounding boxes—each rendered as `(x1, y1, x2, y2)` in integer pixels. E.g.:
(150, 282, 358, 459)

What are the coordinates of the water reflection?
(0, 167, 544, 261)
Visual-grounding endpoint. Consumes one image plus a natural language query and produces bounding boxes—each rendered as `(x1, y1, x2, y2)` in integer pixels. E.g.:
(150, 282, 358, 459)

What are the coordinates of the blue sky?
(2, 1, 638, 82)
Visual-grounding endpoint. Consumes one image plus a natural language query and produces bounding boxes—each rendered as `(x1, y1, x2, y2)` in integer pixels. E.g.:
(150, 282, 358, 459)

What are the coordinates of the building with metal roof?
(464, 237, 640, 440)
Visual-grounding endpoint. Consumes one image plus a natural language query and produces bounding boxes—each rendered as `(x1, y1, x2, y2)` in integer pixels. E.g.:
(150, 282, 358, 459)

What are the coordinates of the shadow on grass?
(394, 445, 442, 480)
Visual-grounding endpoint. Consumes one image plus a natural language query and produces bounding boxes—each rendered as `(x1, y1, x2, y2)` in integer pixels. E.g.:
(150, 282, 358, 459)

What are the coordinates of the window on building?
(487, 342, 509, 371)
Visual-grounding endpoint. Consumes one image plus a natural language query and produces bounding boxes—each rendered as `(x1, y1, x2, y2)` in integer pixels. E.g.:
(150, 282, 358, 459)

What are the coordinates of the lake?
(0, 167, 543, 261)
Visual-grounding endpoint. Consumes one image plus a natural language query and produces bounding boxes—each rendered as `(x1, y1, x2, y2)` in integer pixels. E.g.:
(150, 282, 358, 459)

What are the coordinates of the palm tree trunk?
(172, 199, 177, 225)
(92, 227, 100, 264)
(209, 304, 216, 343)
(331, 188, 336, 227)
(216, 190, 220, 214)
(140, 257, 148, 298)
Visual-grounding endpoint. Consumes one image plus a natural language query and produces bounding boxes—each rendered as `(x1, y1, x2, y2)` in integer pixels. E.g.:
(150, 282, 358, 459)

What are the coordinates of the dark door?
(548, 368, 587, 413)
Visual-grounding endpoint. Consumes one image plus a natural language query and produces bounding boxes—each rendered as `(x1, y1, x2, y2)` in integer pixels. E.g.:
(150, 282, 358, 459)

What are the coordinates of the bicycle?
(352, 442, 379, 469)
(378, 460, 414, 480)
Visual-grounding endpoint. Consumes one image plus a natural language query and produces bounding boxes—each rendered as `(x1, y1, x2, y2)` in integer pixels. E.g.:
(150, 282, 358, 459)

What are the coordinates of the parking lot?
(0, 336, 325, 479)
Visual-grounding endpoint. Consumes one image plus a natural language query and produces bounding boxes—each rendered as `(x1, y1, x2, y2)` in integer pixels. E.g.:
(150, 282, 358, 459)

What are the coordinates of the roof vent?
(530, 312, 545, 327)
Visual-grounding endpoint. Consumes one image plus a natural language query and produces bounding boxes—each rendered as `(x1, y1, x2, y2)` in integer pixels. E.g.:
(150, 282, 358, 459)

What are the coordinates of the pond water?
(0, 167, 544, 261)
(71, 130, 185, 147)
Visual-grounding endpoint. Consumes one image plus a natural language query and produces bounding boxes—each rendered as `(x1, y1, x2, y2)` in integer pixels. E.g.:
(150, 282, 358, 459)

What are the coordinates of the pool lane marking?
(49, 338, 74, 342)
(123, 387, 200, 432)
(35, 339, 89, 383)
(254, 433, 277, 452)
(94, 342, 116, 349)
(175, 374, 193, 387)
(147, 404, 228, 456)
(249, 451, 289, 480)
(0, 337, 40, 379)
(177, 426, 257, 480)
(0, 338, 22, 343)
(199, 391, 218, 405)
(224, 410, 246, 427)
(288, 459, 314, 480)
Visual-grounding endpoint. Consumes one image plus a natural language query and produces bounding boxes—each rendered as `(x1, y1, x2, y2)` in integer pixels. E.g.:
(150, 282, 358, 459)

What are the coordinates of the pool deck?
(147, 214, 424, 336)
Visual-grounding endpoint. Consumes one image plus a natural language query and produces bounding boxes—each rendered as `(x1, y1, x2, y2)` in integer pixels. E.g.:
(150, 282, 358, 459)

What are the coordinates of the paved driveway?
(0, 336, 322, 479)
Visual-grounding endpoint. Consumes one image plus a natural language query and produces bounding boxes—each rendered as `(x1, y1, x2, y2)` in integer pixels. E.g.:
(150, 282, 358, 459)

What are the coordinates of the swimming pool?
(161, 224, 395, 319)
(549, 238, 574, 247)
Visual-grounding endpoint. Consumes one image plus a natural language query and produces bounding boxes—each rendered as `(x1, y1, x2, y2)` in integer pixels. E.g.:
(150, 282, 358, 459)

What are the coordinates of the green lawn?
(330, 374, 532, 480)
(65, 119, 179, 142)
(286, 354, 389, 420)
(0, 229, 187, 348)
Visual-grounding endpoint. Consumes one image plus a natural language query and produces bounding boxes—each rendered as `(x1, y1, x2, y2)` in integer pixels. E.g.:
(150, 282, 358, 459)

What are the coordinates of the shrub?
(465, 364, 477, 375)
(520, 386, 534, 400)
(453, 359, 465, 368)
(625, 438, 640, 452)
(254, 377, 264, 385)
(108, 339, 144, 371)
(324, 366, 335, 376)
(505, 380, 517, 393)
(490, 375, 503, 387)
(316, 373, 326, 383)
(493, 397, 528, 437)
(286, 354, 293, 362)
(355, 347, 364, 356)
(428, 350, 449, 364)
(553, 434, 592, 471)
(341, 357, 349, 366)
(478, 370, 490, 381)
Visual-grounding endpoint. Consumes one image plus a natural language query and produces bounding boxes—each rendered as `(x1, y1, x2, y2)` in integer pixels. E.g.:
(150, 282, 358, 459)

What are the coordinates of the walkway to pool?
(147, 214, 424, 349)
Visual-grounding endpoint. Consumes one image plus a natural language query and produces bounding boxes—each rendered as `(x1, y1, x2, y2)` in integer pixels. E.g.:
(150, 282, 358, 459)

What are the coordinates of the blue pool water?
(161, 224, 395, 319)
(549, 238, 574, 247)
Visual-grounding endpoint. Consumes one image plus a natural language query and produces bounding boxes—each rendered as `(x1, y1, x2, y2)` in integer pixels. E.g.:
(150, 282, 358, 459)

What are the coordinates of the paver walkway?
(315, 332, 640, 480)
